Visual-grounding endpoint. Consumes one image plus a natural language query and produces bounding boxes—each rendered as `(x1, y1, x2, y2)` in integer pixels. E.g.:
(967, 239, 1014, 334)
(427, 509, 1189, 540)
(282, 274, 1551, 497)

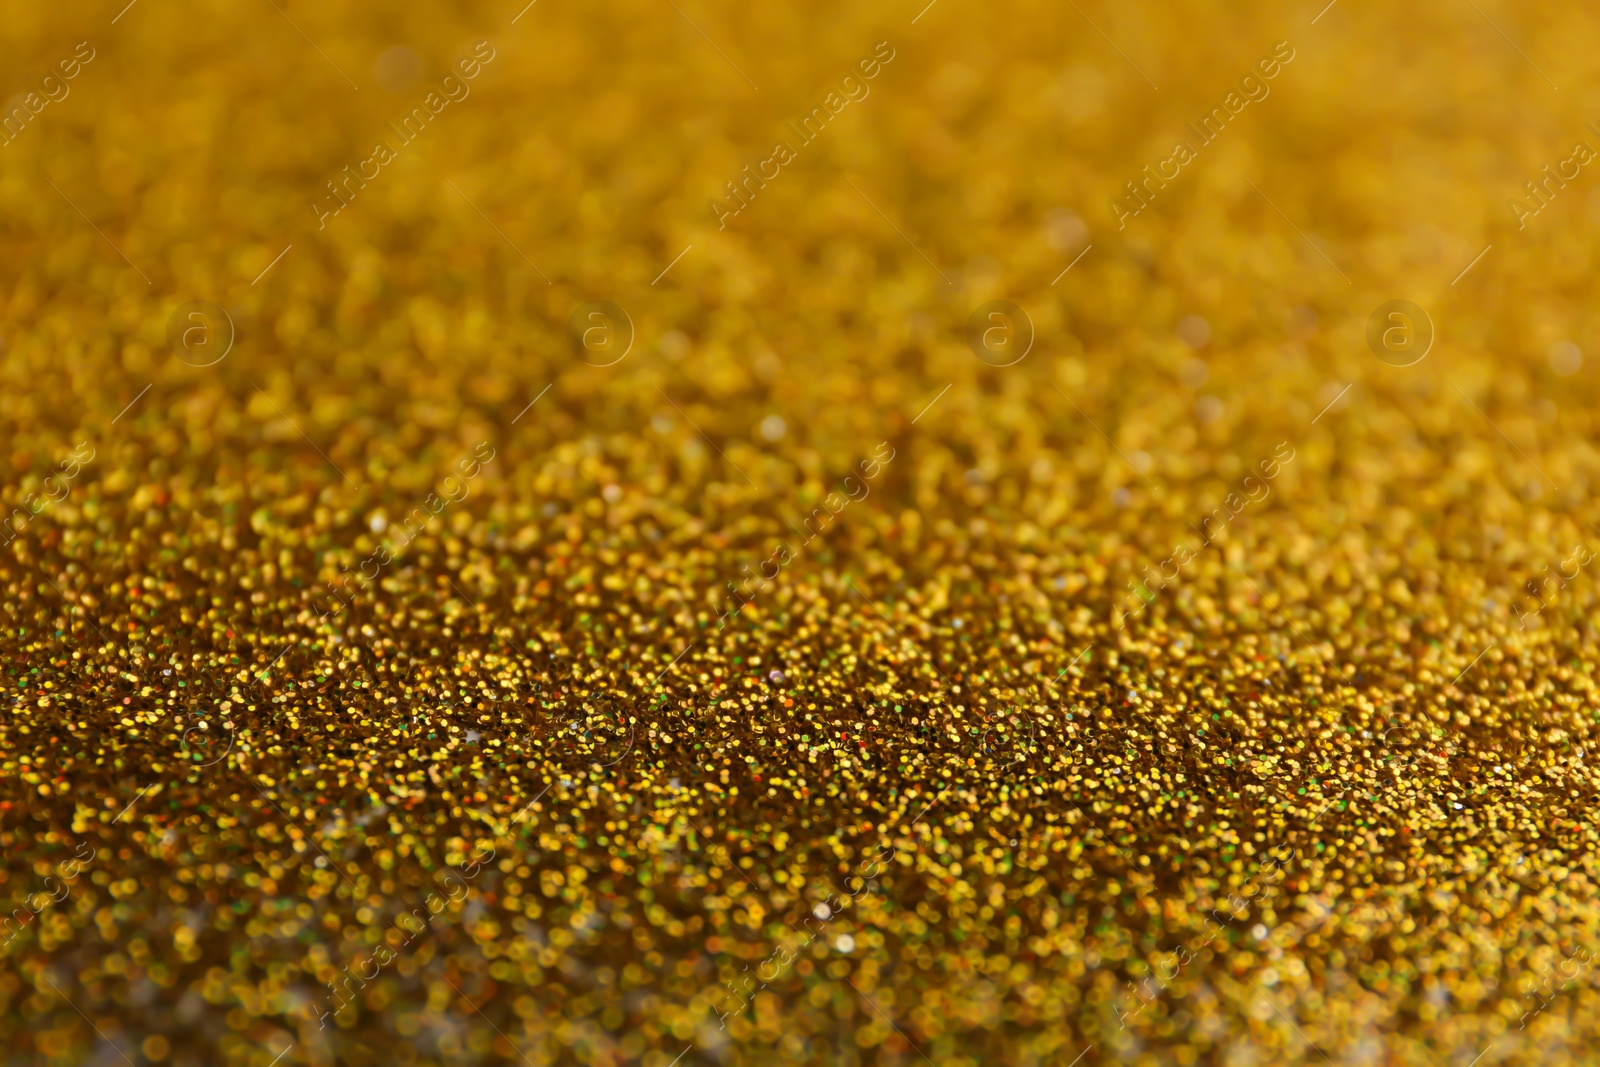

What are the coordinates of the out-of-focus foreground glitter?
(3, 1, 1599, 1065)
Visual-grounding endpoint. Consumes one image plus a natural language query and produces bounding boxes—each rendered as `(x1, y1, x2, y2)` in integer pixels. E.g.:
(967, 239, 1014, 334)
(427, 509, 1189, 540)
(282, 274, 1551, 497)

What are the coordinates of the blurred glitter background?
(3, 0, 1600, 1065)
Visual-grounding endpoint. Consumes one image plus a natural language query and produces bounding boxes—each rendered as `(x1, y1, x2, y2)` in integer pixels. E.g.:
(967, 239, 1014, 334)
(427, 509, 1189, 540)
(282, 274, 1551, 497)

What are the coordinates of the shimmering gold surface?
(3, 2, 1599, 1065)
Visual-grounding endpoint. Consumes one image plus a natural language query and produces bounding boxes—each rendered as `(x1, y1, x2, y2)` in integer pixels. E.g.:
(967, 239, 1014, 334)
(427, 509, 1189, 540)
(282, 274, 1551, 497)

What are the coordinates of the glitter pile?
(2, 1, 1598, 1065)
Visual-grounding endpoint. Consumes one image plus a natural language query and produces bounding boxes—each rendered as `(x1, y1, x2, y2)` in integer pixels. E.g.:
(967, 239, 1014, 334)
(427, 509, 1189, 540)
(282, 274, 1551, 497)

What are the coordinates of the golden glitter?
(2, 2, 1598, 1066)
